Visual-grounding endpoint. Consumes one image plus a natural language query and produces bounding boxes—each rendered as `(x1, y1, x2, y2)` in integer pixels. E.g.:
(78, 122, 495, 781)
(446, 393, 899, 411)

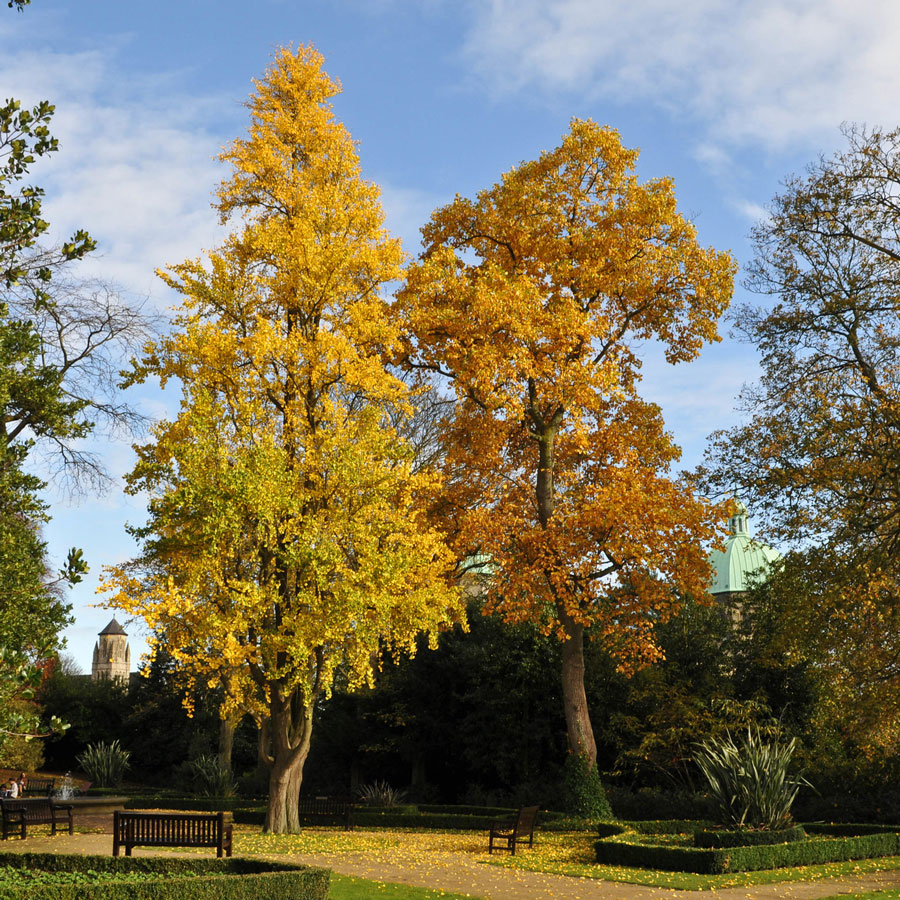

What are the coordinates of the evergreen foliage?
(693, 726, 806, 830)
(562, 752, 613, 821)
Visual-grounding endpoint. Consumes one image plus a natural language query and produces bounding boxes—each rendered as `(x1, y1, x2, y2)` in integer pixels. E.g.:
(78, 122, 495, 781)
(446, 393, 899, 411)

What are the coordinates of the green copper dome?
(708, 499, 780, 595)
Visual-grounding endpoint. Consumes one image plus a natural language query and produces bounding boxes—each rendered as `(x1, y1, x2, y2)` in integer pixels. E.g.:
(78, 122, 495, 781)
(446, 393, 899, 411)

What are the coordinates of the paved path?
(6, 819, 900, 900)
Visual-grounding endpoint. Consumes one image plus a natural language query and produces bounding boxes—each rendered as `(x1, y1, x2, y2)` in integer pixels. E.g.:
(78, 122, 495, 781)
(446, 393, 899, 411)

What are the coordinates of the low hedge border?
(418, 804, 513, 816)
(622, 819, 713, 834)
(595, 829, 900, 874)
(235, 809, 504, 830)
(694, 825, 807, 848)
(234, 806, 567, 831)
(125, 798, 251, 812)
(0, 853, 328, 900)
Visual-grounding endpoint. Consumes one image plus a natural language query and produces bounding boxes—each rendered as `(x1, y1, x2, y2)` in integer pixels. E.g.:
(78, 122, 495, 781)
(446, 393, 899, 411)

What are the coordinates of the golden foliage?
(101, 46, 463, 828)
(398, 120, 735, 671)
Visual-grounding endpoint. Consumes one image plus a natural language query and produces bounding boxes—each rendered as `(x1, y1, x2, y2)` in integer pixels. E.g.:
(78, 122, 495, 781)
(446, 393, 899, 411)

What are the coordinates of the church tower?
(91, 617, 131, 682)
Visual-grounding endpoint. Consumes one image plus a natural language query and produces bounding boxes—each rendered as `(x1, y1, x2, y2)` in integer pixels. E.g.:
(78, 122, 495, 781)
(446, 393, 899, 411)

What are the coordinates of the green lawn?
(328, 874, 481, 899)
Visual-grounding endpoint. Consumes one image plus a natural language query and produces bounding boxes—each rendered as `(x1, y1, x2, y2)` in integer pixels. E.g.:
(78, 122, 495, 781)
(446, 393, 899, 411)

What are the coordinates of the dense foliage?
(103, 45, 463, 832)
(703, 125, 900, 759)
(399, 120, 735, 772)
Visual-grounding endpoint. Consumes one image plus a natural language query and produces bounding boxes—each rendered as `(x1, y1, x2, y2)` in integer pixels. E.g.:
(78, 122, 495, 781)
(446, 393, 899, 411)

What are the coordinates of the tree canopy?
(702, 125, 900, 758)
(103, 45, 464, 833)
(398, 120, 735, 767)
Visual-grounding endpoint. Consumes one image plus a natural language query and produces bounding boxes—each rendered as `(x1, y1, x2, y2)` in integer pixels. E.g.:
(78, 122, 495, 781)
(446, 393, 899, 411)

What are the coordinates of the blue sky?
(4, 0, 900, 671)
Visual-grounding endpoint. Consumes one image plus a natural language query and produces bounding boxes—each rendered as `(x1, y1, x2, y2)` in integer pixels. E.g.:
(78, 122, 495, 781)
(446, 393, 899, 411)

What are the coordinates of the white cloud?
(462, 0, 900, 151)
(0, 38, 230, 670)
(0, 46, 230, 308)
(378, 182, 448, 256)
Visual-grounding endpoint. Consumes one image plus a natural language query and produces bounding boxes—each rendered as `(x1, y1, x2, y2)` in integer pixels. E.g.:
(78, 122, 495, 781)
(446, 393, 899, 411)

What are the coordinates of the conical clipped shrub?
(563, 752, 614, 821)
(693, 726, 809, 830)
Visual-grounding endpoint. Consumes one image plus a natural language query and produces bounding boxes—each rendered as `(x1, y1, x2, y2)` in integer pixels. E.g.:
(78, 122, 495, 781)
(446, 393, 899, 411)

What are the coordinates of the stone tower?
(91, 617, 131, 682)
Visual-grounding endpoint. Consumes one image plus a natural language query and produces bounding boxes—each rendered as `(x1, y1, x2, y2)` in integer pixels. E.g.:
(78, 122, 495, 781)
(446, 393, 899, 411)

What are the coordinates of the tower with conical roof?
(91, 617, 131, 682)
(708, 498, 781, 606)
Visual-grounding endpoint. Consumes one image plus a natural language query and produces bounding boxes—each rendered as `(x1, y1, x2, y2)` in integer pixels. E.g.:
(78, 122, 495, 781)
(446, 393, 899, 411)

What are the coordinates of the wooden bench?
(488, 805, 539, 855)
(298, 796, 355, 830)
(22, 777, 55, 797)
(0, 797, 74, 839)
(113, 810, 233, 857)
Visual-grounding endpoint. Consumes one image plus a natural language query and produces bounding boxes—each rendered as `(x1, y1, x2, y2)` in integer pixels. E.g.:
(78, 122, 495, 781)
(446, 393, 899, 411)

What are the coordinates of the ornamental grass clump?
(356, 780, 408, 807)
(188, 754, 236, 799)
(692, 726, 808, 830)
(76, 739, 130, 788)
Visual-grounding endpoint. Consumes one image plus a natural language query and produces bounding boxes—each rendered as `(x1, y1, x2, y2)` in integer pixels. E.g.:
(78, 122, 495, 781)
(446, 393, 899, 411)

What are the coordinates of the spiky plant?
(76, 739, 131, 788)
(188, 754, 236, 799)
(356, 780, 408, 807)
(693, 726, 808, 830)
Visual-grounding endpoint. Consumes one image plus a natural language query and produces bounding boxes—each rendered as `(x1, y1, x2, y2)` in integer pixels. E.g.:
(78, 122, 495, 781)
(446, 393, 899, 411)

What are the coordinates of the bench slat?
(113, 811, 232, 858)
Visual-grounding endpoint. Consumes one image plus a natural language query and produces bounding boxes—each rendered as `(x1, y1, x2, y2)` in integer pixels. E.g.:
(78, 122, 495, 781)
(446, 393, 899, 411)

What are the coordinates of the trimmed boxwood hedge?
(694, 825, 807, 848)
(234, 807, 503, 830)
(623, 819, 712, 834)
(418, 805, 513, 816)
(125, 798, 251, 812)
(0, 852, 328, 900)
(595, 828, 900, 874)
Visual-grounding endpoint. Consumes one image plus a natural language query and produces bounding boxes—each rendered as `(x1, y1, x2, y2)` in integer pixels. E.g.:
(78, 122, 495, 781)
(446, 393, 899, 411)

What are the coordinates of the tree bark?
(218, 715, 237, 772)
(559, 606, 598, 765)
(263, 688, 315, 833)
(533, 417, 598, 766)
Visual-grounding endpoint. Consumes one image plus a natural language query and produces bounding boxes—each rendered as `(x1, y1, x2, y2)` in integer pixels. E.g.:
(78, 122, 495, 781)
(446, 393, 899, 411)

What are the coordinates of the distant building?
(708, 498, 781, 608)
(91, 617, 131, 682)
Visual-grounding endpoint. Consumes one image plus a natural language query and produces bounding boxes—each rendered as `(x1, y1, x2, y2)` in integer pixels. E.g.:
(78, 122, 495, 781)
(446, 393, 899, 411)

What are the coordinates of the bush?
(0, 852, 328, 900)
(125, 797, 249, 812)
(693, 726, 807, 830)
(595, 827, 900, 873)
(562, 753, 613, 821)
(76, 740, 130, 789)
(694, 824, 807, 848)
(188, 755, 236, 799)
(0, 731, 44, 773)
(606, 785, 717, 820)
(355, 780, 408, 807)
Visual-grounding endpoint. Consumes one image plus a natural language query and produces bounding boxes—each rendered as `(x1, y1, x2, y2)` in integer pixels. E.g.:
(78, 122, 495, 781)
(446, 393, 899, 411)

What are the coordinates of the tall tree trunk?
(534, 417, 598, 766)
(559, 606, 597, 765)
(264, 687, 315, 833)
(218, 714, 237, 772)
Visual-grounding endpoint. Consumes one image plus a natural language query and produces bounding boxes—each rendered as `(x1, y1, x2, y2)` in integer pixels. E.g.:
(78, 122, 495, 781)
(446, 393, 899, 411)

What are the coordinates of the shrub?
(76, 739, 131, 788)
(562, 753, 613, 821)
(692, 726, 807, 830)
(595, 828, 900, 873)
(693, 824, 807, 848)
(0, 852, 328, 900)
(605, 785, 717, 820)
(188, 755, 236, 799)
(356, 780, 408, 807)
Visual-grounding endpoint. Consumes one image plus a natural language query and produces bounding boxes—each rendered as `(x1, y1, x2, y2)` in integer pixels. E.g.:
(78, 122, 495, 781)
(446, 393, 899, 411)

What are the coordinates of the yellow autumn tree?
(397, 121, 736, 783)
(102, 45, 463, 833)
